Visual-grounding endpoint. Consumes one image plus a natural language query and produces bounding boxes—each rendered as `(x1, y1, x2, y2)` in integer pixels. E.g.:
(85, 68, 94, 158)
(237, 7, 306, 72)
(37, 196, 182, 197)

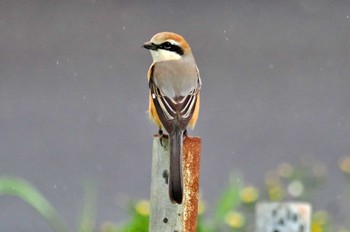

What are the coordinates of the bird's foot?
(158, 129, 163, 137)
(183, 129, 188, 137)
(158, 129, 168, 147)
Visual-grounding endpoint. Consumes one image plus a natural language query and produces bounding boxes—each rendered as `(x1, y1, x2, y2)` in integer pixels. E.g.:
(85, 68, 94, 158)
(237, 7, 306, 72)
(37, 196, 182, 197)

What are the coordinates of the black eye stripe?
(157, 42, 184, 56)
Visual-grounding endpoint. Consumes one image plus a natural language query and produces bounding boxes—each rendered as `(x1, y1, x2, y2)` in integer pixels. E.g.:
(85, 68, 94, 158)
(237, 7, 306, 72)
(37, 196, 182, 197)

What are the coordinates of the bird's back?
(152, 60, 199, 100)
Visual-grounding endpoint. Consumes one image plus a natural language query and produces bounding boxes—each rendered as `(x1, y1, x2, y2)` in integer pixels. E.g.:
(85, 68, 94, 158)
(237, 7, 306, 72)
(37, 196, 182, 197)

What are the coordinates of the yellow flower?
(224, 211, 245, 228)
(312, 210, 328, 232)
(313, 211, 328, 222)
(339, 156, 350, 174)
(135, 200, 150, 216)
(268, 185, 283, 201)
(311, 210, 328, 232)
(239, 186, 259, 204)
(265, 171, 284, 201)
(311, 222, 323, 232)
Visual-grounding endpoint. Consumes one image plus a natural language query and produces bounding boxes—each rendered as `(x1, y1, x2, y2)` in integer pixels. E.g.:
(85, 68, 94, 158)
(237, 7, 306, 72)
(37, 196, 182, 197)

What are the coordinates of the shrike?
(143, 32, 201, 204)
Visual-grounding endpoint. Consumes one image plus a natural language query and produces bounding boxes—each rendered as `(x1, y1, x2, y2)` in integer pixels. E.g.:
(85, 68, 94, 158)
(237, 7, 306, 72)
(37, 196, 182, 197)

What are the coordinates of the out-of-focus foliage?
(2, 156, 350, 231)
(0, 177, 69, 232)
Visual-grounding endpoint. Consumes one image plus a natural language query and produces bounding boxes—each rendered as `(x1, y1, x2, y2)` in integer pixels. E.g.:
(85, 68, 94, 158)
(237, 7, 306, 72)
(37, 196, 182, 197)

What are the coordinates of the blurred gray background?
(0, 0, 350, 230)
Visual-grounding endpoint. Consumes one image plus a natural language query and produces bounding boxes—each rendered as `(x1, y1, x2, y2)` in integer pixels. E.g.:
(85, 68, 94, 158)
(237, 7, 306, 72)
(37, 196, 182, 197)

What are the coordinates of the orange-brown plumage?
(150, 32, 192, 55)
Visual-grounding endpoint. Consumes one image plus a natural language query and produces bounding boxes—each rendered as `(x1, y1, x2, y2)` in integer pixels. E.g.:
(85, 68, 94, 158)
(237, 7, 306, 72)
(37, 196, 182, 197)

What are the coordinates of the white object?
(255, 202, 311, 232)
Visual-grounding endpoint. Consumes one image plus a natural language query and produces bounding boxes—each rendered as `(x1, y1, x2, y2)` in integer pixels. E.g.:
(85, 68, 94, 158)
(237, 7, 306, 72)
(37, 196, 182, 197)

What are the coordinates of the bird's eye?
(162, 42, 172, 49)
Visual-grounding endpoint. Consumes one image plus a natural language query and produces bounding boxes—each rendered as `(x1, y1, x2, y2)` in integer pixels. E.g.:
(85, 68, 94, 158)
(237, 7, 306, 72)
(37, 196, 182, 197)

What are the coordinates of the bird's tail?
(169, 126, 183, 204)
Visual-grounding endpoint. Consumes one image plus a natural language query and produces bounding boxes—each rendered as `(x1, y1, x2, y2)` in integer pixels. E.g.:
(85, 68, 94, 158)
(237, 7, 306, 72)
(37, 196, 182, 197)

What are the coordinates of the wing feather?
(149, 63, 200, 132)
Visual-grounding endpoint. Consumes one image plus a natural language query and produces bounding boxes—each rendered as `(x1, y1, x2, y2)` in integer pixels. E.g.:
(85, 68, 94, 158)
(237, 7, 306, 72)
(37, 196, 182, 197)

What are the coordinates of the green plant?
(2, 157, 350, 232)
(0, 176, 69, 232)
(0, 177, 96, 232)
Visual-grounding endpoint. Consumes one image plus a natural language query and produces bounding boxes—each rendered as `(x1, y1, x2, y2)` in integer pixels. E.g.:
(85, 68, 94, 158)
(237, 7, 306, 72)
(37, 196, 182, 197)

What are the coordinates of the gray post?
(149, 135, 201, 232)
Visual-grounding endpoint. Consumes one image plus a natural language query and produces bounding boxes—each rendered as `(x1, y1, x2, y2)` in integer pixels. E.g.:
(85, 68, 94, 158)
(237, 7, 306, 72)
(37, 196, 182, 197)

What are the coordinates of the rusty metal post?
(182, 136, 201, 232)
(149, 135, 201, 232)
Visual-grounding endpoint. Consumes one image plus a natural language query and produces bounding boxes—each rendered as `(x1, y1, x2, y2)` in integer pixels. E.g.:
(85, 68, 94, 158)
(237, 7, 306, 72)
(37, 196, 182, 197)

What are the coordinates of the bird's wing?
(149, 63, 200, 132)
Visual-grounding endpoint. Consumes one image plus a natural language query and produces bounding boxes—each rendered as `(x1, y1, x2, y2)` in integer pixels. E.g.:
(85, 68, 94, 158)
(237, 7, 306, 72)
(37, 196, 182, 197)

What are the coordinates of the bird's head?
(143, 32, 193, 62)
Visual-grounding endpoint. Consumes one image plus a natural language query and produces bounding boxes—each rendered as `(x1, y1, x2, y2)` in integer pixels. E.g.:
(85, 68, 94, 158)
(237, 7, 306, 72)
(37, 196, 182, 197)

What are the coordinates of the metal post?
(149, 135, 201, 232)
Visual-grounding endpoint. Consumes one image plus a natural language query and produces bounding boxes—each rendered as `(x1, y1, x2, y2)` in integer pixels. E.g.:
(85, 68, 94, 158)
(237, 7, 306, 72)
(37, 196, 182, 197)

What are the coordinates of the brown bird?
(143, 32, 201, 204)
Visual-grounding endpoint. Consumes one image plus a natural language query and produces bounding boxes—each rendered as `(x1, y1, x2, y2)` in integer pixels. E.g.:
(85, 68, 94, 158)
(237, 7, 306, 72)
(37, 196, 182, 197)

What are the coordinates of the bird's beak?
(143, 41, 158, 50)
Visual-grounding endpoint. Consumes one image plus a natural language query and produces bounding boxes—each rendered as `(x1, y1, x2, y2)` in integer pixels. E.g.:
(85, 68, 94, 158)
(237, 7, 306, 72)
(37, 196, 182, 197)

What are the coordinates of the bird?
(143, 32, 201, 204)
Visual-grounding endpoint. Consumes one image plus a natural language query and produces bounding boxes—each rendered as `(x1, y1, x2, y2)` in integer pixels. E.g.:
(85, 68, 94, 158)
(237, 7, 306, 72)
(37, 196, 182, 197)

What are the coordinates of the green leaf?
(0, 176, 69, 232)
(117, 214, 149, 232)
(213, 173, 243, 224)
(77, 181, 98, 232)
(197, 215, 215, 232)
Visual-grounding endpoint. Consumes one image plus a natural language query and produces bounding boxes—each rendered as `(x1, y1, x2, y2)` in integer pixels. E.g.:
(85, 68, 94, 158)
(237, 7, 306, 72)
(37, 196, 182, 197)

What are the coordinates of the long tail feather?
(169, 127, 183, 204)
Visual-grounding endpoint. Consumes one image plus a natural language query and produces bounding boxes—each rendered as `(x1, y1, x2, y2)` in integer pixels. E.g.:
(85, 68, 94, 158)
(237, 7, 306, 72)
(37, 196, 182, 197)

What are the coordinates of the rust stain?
(182, 136, 201, 232)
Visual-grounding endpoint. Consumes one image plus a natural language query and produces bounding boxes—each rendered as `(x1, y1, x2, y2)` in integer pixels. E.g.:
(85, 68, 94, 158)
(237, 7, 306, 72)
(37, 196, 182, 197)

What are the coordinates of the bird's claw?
(183, 129, 188, 137)
(158, 129, 166, 147)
